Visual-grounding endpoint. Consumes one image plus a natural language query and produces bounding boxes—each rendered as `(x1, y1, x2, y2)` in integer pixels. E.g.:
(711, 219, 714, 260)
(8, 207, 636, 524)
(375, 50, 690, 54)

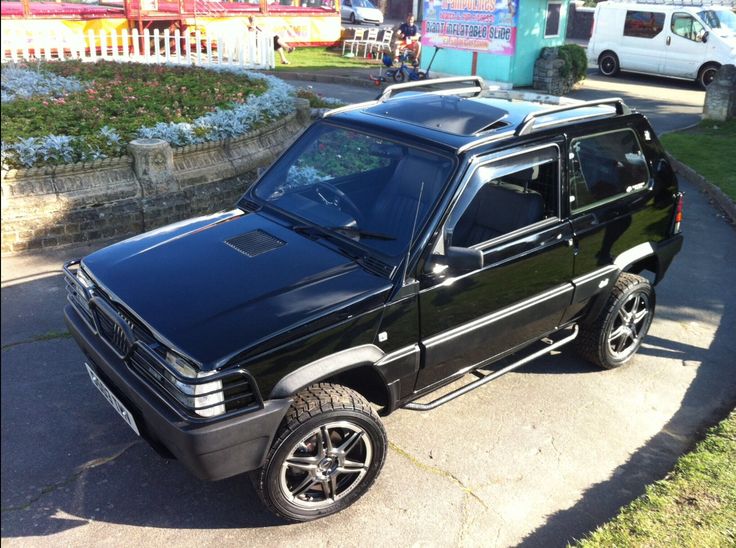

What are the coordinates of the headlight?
(76, 269, 93, 289)
(166, 351, 225, 418)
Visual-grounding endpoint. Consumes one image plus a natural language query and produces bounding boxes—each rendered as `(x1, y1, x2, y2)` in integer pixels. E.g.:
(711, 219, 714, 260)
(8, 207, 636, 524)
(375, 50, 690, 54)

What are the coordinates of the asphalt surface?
(284, 67, 707, 134)
(2, 71, 734, 547)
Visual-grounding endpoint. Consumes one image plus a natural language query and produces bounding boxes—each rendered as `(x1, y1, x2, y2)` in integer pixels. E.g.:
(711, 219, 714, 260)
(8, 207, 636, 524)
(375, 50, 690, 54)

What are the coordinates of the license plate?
(85, 363, 140, 436)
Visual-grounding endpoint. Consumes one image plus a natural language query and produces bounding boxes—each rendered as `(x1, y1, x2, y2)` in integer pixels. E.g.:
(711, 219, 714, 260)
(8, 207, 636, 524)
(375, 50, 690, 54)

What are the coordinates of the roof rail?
(377, 76, 488, 103)
(515, 98, 631, 136)
(322, 100, 378, 118)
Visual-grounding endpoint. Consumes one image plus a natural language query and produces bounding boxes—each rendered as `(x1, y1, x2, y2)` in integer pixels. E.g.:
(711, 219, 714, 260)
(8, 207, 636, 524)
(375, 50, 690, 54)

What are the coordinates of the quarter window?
(671, 13, 706, 42)
(623, 10, 665, 38)
(569, 129, 649, 212)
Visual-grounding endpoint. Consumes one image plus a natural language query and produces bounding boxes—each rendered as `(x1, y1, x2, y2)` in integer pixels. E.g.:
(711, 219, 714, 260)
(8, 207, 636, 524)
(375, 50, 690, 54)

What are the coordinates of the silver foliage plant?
(2, 64, 296, 169)
(0, 65, 86, 103)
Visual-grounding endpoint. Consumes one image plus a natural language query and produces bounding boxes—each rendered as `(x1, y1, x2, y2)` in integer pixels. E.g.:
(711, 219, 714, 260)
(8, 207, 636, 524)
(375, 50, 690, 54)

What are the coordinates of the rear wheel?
(598, 51, 620, 77)
(252, 383, 387, 522)
(576, 272, 655, 369)
(697, 63, 720, 89)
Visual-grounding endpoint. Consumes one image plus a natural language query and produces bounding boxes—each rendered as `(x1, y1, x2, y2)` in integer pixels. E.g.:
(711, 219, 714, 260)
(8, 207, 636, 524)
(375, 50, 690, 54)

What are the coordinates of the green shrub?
(558, 44, 588, 84)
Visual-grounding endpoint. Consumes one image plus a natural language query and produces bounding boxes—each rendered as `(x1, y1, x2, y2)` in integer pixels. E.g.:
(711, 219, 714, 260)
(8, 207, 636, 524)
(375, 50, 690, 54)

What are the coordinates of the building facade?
(419, 0, 571, 86)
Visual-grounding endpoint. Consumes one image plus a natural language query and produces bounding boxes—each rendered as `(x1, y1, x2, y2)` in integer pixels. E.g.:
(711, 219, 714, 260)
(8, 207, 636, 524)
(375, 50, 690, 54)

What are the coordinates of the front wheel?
(393, 70, 406, 83)
(252, 383, 387, 522)
(349, 13, 356, 25)
(598, 51, 620, 77)
(576, 272, 655, 369)
(698, 63, 720, 89)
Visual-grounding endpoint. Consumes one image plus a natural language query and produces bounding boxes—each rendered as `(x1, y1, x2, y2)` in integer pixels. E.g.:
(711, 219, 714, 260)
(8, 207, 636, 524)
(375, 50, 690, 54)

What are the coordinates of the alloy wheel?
(607, 291, 650, 359)
(279, 420, 373, 509)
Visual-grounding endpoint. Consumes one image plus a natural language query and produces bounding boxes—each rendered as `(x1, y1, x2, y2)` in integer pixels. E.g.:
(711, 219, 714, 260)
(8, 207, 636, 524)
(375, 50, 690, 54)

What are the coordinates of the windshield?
(354, 0, 377, 8)
(250, 123, 455, 259)
(698, 9, 736, 34)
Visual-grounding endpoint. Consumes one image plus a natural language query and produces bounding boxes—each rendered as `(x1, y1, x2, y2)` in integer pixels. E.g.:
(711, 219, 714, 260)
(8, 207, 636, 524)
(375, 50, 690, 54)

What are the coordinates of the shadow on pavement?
(516, 180, 736, 546)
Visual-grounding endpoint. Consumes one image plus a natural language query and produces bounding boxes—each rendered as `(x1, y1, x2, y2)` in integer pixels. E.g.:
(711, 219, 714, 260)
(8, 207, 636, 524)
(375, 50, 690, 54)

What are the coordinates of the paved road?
(288, 69, 706, 135)
(2, 77, 733, 547)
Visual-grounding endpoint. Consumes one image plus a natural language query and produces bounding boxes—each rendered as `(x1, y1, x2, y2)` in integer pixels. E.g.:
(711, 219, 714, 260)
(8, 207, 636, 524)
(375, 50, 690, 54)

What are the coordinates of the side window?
(624, 10, 665, 38)
(447, 147, 559, 249)
(671, 13, 706, 42)
(569, 129, 649, 212)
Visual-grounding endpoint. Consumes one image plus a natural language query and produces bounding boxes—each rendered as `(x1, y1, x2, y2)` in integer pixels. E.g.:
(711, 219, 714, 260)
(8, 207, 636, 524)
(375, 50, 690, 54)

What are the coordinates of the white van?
(587, 1, 736, 87)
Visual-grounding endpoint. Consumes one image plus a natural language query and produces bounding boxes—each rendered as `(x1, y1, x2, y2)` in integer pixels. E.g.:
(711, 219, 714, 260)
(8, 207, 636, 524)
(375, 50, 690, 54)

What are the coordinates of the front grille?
(94, 307, 130, 356)
(64, 260, 261, 420)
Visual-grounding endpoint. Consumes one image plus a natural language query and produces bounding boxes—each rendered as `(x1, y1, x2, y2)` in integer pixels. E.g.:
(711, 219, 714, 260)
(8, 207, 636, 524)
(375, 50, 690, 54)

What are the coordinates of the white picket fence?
(1, 28, 275, 69)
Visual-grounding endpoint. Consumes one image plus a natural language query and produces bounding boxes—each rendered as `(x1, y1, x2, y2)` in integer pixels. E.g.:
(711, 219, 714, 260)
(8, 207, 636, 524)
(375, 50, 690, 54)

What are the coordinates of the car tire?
(252, 383, 387, 522)
(598, 51, 620, 77)
(697, 63, 720, 89)
(350, 13, 356, 24)
(576, 272, 655, 370)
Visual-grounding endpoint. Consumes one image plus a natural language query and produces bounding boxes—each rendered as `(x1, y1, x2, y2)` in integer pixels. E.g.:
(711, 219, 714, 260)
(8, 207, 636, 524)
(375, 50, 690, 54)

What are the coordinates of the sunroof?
(365, 95, 509, 136)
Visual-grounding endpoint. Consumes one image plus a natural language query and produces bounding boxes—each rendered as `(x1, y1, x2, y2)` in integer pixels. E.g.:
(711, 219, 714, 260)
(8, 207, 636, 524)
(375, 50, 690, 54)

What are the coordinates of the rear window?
(624, 10, 665, 38)
(569, 129, 650, 212)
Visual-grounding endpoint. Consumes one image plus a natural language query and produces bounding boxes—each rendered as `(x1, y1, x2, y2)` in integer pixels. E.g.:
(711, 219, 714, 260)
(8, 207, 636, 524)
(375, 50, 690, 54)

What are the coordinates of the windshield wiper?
(293, 225, 395, 241)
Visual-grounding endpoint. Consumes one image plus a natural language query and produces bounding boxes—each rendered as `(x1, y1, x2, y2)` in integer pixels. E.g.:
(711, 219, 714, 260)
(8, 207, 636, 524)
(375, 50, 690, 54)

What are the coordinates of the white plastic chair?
(357, 27, 379, 58)
(342, 28, 366, 56)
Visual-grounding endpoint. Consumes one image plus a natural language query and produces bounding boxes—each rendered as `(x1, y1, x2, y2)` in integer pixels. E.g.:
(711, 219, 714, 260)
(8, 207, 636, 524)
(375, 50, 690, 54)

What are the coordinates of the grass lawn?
(661, 120, 736, 201)
(276, 46, 382, 71)
(574, 412, 736, 547)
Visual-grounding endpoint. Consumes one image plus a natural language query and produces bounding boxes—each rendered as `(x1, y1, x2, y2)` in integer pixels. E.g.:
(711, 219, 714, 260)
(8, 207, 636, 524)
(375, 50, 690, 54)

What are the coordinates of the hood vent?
(225, 230, 286, 258)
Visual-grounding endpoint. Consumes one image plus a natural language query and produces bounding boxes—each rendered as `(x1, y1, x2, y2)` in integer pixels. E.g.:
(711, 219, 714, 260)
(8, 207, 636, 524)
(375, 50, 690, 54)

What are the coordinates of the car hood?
(82, 209, 392, 370)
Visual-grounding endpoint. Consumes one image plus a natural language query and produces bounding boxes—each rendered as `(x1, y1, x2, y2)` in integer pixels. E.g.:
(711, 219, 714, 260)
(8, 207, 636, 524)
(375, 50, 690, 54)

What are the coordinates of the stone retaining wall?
(1, 99, 311, 254)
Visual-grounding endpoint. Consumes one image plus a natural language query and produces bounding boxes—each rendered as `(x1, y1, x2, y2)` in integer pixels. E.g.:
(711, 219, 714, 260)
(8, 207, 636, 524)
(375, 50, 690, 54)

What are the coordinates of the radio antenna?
(401, 181, 425, 284)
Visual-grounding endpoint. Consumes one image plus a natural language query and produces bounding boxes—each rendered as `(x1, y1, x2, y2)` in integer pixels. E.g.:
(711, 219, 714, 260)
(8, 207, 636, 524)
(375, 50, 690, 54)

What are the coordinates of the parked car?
(341, 0, 383, 25)
(65, 77, 684, 522)
(587, 1, 736, 88)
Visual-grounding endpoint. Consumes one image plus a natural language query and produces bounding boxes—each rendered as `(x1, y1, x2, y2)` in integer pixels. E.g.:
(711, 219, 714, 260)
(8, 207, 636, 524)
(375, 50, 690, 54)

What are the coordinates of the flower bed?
(1, 61, 295, 169)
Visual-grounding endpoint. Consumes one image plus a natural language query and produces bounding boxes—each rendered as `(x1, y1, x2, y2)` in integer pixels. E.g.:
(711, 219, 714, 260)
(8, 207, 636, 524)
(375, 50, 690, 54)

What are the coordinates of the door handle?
(666, 36, 671, 46)
(567, 237, 579, 255)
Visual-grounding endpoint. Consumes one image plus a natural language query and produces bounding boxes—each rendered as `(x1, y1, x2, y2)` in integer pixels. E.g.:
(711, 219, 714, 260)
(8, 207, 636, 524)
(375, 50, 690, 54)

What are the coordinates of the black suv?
(65, 77, 683, 522)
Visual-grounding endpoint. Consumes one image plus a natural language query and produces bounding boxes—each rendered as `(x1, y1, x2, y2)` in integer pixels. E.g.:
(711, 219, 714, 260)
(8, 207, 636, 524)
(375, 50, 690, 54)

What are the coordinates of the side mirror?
(702, 31, 709, 43)
(445, 246, 484, 274)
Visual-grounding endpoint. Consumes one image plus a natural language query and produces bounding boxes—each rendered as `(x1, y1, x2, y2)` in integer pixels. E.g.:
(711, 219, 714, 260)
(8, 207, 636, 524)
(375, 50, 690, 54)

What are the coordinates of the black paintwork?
(64, 91, 682, 480)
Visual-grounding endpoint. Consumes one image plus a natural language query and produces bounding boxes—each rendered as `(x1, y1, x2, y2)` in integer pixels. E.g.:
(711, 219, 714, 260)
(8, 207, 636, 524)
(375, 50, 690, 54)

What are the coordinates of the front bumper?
(65, 304, 291, 481)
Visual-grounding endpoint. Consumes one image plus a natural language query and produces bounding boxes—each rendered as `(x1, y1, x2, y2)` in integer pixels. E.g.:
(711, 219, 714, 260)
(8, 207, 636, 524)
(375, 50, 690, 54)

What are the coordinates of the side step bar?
(403, 325, 579, 411)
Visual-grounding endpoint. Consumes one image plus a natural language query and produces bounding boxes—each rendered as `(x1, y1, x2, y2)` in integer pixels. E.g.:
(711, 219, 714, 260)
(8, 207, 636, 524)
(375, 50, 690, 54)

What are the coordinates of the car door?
(664, 12, 709, 78)
(562, 121, 665, 323)
(415, 142, 575, 392)
(341, 0, 352, 20)
(619, 9, 668, 73)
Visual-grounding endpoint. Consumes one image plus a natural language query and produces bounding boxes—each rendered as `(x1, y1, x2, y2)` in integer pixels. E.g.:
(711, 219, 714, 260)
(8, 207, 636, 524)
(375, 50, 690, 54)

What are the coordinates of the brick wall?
(1, 99, 310, 254)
